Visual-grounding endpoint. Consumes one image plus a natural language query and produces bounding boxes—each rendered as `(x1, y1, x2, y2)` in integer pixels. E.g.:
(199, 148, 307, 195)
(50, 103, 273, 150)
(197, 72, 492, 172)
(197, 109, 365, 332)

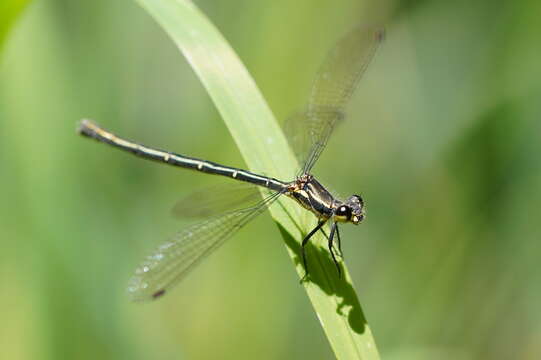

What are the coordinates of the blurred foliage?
(0, 0, 540, 360)
(0, 0, 31, 48)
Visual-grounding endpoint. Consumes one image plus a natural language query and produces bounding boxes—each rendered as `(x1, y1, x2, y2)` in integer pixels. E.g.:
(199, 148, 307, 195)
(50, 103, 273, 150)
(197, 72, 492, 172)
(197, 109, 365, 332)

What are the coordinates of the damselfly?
(78, 26, 384, 301)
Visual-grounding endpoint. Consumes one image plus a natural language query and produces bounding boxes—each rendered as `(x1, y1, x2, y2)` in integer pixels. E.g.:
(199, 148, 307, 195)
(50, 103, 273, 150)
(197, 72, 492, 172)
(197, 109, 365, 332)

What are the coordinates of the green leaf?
(0, 0, 32, 50)
(135, 0, 380, 358)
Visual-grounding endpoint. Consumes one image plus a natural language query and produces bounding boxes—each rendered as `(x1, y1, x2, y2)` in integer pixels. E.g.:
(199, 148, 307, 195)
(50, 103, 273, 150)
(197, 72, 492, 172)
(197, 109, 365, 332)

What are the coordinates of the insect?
(78, 26, 384, 301)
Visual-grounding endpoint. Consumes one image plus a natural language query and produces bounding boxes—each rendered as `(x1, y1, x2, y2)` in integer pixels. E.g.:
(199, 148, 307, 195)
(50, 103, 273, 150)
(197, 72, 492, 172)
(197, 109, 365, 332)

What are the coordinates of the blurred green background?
(1, 0, 540, 359)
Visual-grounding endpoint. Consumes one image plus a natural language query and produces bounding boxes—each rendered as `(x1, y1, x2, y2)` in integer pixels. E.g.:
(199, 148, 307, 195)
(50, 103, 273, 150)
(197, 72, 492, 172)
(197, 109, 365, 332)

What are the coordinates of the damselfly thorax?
(285, 174, 365, 224)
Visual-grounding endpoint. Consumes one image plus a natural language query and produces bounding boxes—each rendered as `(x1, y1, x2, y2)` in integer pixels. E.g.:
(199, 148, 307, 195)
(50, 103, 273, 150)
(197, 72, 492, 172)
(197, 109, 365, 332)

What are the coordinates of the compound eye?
(336, 205, 351, 218)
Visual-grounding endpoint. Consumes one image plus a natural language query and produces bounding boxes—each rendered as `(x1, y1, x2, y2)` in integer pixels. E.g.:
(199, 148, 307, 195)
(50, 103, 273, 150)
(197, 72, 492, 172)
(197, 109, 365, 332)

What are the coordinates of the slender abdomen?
(78, 120, 287, 192)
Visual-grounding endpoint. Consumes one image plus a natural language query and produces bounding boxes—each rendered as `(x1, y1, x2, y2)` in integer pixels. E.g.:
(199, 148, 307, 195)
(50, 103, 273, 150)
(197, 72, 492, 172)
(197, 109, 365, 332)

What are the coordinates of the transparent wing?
(171, 182, 266, 219)
(284, 109, 344, 176)
(283, 111, 311, 175)
(302, 109, 344, 174)
(127, 191, 281, 301)
(295, 26, 384, 173)
(308, 26, 384, 113)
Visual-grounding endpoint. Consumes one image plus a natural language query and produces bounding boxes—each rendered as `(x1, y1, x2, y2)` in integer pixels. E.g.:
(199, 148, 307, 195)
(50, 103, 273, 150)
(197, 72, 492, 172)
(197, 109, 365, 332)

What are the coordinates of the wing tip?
(375, 28, 386, 43)
(152, 289, 166, 299)
(127, 288, 166, 303)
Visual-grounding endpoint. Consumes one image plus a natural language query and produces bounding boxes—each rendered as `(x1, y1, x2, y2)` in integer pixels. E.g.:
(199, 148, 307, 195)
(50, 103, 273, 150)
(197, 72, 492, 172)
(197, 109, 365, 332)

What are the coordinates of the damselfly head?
(343, 194, 365, 225)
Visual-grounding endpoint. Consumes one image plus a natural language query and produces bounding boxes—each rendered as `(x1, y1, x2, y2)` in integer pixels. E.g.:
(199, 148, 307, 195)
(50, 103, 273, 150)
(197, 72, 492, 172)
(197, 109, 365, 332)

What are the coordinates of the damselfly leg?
(328, 223, 341, 277)
(301, 221, 342, 281)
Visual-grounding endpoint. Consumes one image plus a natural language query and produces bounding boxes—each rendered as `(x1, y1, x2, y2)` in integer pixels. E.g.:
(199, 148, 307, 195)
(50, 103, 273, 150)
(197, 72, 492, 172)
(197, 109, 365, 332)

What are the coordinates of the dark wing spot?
(152, 289, 166, 299)
(375, 29, 386, 42)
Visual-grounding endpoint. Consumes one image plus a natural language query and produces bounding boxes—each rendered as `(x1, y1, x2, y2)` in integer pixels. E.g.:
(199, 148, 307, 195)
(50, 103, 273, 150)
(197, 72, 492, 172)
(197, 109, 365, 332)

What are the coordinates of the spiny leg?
(335, 224, 343, 257)
(322, 227, 342, 258)
(301, 220, 327, 281)
(328, 223, 341, 277)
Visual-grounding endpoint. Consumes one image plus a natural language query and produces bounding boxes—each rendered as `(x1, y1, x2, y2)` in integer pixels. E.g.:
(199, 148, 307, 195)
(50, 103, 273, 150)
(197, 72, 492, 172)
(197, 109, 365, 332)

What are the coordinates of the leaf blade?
(0, 0, 32, 50)
(134, 0, 380, 358)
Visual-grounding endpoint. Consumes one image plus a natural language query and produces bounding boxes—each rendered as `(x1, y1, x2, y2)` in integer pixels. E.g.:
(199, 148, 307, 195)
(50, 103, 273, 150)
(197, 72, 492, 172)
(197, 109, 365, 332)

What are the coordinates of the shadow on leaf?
(277, 223, 368, 335)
